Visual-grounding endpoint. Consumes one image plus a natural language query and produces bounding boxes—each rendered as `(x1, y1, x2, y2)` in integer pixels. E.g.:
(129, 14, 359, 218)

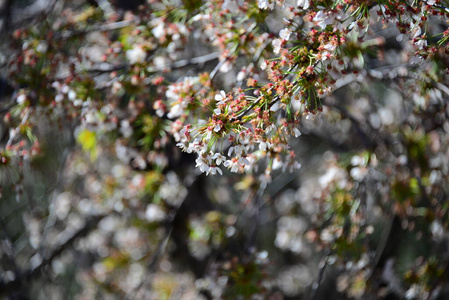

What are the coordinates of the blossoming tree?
(1, 0, 449, 299)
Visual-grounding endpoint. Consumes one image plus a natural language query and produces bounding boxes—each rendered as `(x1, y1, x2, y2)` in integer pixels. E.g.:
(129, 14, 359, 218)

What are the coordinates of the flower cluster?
(172, 0, 449, 177)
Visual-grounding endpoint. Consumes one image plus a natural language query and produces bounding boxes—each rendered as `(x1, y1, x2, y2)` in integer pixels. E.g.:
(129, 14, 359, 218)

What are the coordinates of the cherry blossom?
(126, 45, 146, 65)
(279, 28, 292, 41)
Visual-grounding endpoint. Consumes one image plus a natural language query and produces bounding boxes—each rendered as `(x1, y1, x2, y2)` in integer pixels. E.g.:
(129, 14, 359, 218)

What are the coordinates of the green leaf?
(77, 129, 98, 160)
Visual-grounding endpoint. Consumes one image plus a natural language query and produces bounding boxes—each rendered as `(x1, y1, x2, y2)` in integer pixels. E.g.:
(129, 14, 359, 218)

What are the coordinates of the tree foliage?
(1, 0, 449, 299)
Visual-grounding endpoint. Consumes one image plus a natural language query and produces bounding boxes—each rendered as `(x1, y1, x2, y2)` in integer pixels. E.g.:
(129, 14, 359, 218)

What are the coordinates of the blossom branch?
(55, 20, 135, 39)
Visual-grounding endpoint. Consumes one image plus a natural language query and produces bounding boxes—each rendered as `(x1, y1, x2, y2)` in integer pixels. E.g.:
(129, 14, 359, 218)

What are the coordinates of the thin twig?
(146, 52, 220, 72)
(0, 0, 13, 32)
(245, 182, 266, 253)
(29, 214, 106, 277)
(309, 250, 330, 300)
(366, 214, 396, 281)
(55, 20, 134, 39)
(82, 52, 219, 80)
(209, 57, 227, 81)
(4, 0, 58, 31)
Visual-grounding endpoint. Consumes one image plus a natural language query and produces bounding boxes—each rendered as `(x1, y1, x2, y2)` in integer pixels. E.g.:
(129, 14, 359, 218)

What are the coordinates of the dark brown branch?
(0, 214, 106, 295)
(366, 214, 396, 281)
(5, 0, 58, 32)
(0, 0, 14, 32)
(309, 250, 330, 300)
(86, 52, 219, 75)
(55, 20, 134, 39)
(245, 183, 266, 253)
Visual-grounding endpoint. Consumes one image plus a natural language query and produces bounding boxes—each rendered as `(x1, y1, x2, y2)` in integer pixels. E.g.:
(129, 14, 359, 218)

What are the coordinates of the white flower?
(207, 166, 223, 175)
(17, 94, 26, 105)
(178, 126, 190, 142)
(212, 153, 226, 165)
(191, 14, 211, 22)
(240, 156, 250, 165)
(415, 38, 427, 49)
(195, 156, 210, 173)
(279, 28, 292, 41)
(9, 128, 17, 140)
(272, 156, 283, 170)
(293, 128, 302, 137)
(36, 41, 48, 53)
(228, 144, 245, 156)
(166, 85, 178, 101)
(205, 128, 213, 140)
(396, 34, 404, 42)
(61, 85, 69, 94)
(155, 108, 164, 117)
(51, 81, 61, 89)
(152, 22, 165, 39)
(224, 159, 240, 173)
(297, 0, 310, 10)
(126, 45, 146, 65)
(219, 61, 232, 73)
(431, 220, 444, 240)
(259, 141, 271, 151)
(258, 0, 274, 10)
(85, 111, 97, 124)
(350, 167, 367, 181)
(145, 204, 166, 222)
(236, 69, 246, 81)
(190, 139, 207, 154)
(412, 25, 422, 39)
(176, 142, 189, 152)
(259, 170, 272, 189)
(68, 90, 77, 101)
(313, 10, 333, 29)
(272, 39, 283, 54)
(405, 284, 419, 300)
(351, 155, 365, 166)
(213, 108, 221, 115)
(120, 120, 133, 138)
(283, 161, 302, 173)
(305, 113, 314, 120)
(215, 90, 227, 105)
(55, 94, 64, 103)
(167, 103, 183, 119)
(270, 101, 280, 112)
(323, 43, 336, 52)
